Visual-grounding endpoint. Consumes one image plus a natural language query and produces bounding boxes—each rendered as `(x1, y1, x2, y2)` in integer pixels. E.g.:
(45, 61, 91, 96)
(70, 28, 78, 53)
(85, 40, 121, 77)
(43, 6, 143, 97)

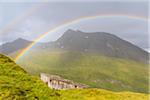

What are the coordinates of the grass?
(59, 89, 149, 100)
(12, 49, 149, 93)
(0, 54, 60, 99)
(0, 53, 149, 100)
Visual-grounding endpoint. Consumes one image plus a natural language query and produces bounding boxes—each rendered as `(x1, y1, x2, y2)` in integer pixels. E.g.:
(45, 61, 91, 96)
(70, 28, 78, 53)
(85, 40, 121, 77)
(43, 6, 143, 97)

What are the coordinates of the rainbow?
(0, 3, 46, 35)
(14, 14, 147, 62)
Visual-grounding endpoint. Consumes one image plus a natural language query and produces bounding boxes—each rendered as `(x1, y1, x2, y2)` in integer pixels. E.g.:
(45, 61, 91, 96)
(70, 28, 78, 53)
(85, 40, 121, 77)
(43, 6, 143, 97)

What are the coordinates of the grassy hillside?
(0, 54, 60, 99)
(13, 49, 149, 93)
(59, 89, 149, 100)
(0, 53, 149, 99)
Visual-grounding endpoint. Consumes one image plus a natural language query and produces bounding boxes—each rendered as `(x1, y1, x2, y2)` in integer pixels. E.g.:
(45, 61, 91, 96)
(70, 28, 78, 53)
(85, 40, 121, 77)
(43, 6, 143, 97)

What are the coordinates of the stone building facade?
(40, 73, 88, 90)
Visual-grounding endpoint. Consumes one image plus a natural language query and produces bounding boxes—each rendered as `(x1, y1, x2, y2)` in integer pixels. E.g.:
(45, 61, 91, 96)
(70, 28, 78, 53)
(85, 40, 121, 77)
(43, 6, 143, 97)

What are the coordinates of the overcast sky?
(0, 0, 149, 51)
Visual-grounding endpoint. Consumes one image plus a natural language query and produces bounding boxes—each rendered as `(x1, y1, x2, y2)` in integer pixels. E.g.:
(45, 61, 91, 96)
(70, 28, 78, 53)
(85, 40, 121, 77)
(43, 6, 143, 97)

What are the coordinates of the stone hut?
(40, 73, 89, 90)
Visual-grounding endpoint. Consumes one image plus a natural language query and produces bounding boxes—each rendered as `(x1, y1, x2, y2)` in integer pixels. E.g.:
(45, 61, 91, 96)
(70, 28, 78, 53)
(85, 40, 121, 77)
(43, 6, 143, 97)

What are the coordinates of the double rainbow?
(14, 14, 147, 62)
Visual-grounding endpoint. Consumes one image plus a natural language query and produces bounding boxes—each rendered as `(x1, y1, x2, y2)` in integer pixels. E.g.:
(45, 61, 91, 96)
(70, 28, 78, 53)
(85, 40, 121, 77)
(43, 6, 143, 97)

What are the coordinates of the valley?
(11, 49, 148, 93)
(0, 53, 149, 99)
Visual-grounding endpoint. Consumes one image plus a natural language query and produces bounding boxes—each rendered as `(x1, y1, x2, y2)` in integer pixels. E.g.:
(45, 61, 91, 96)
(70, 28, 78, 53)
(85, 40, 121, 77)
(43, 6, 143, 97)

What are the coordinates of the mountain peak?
(65, 29, 84, 34)
(65, 29, 80, 34)
(15, 38, 27, 41)
(13, 38, 28, 43)
(0, 38, 32, 54)
(66, 29, 76, 33)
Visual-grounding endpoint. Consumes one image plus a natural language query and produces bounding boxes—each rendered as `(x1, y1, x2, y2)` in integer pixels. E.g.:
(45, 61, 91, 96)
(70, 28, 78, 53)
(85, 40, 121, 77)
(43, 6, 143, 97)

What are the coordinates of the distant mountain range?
(0, 38, 32, 55)
(0, 29, 148, 63)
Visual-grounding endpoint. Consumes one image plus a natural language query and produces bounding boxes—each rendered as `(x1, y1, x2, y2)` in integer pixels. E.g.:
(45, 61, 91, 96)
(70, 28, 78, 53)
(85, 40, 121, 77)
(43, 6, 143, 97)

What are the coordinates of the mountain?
(0, 53, 148, 99)
(1, 29, 149, 93)
(0, 29, 148, 63)
(0, 38, 32, 55)
(54, 29, 148, 63)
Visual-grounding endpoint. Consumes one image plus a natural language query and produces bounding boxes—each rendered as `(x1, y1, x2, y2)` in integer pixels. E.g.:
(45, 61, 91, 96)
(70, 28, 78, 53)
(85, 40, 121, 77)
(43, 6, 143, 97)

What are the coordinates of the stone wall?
(40, 73, 88, 90)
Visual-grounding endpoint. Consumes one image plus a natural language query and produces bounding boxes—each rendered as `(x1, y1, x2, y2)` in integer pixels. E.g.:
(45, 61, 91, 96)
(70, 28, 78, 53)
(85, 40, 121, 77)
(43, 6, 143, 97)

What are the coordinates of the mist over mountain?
(0, 29, 148, 63)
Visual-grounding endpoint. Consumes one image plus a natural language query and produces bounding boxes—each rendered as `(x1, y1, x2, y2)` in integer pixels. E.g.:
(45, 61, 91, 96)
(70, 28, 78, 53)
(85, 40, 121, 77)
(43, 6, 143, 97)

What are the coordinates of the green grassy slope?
(60, 89, 149, 100)
(14, 49, 149, 93)
(0, 54, 60, 99)
(0, 53, 149, 100)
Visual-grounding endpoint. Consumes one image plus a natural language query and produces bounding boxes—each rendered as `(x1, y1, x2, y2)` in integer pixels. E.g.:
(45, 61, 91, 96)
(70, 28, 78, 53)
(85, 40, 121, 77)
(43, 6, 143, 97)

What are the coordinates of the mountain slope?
(0, 38, 32, 55)
(0, 54, 149, 100)
(0, 54, 60, 99)
(54, 29, 148, 63)
(16, 49, 149, 93)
